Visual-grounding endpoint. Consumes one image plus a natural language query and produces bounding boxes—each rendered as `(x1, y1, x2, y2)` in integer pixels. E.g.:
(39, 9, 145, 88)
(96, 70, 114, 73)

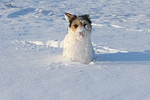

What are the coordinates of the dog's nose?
(79, 32, 84, 37)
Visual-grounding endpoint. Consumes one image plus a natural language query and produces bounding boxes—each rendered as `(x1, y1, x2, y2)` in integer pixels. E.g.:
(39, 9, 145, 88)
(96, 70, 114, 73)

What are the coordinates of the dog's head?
(65, 13, 92, 39)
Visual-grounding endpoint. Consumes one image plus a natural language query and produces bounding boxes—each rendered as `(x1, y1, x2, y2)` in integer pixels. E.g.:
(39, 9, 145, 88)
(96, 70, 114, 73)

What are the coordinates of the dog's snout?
(79, 32, 84, 38)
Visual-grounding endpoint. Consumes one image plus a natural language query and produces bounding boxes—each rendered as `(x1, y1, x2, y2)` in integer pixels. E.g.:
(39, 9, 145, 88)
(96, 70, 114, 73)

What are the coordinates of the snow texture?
(0, 0, 150, 100)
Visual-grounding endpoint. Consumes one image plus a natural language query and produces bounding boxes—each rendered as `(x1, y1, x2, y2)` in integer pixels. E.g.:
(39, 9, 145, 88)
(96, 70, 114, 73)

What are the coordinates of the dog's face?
(65, 13, 92, 39)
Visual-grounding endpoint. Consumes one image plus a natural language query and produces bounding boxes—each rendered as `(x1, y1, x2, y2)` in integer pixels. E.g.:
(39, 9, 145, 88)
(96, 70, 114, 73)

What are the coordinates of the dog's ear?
(79, 14, 92, 24)
(84, 14, 90, 18)
(65, 13, 75, 23)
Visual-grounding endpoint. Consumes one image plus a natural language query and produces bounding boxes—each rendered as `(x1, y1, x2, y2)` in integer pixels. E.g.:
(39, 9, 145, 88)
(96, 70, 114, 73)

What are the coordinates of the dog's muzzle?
(79, 32, 84, 38)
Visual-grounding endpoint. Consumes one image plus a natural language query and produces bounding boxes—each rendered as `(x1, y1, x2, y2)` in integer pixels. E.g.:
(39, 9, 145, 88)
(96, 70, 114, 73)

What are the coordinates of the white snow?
(0, 0, 150, 100)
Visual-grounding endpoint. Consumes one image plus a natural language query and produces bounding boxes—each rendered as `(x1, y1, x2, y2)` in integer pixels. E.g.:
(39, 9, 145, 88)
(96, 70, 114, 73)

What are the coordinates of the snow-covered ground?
(0, 0, 150, 100)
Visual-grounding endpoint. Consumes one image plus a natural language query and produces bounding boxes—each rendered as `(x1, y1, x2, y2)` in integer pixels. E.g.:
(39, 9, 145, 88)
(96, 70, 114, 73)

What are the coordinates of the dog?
(63, 13, 95, 64)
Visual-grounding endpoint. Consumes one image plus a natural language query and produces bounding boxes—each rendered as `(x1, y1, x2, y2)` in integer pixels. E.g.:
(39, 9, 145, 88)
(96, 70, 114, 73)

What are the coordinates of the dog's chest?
(64, 33, 91, 52)
(63, 33, 94, 64)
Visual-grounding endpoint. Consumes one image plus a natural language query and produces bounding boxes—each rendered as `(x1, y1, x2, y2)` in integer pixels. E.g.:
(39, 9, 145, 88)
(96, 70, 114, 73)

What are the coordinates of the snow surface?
(0, 0, 150, 100)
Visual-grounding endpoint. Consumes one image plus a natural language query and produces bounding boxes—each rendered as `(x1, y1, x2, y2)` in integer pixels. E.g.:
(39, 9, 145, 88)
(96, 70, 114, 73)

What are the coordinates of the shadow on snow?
(96, 50, 150, 61)
(8, 8, 35, 18)
(7, 7, 53, 18)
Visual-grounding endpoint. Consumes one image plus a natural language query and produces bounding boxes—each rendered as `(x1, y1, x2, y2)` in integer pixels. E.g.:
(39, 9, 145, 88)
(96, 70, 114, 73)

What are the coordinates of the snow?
(0, 0, 150, 100)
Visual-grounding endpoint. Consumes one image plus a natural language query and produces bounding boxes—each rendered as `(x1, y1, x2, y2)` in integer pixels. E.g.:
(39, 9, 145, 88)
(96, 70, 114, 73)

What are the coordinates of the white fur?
(63, 27, 95, 64)
(65, 14, 70, 23)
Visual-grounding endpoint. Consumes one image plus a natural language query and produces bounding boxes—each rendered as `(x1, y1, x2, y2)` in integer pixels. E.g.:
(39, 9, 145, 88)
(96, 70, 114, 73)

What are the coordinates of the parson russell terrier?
(63, 13, 95, 64)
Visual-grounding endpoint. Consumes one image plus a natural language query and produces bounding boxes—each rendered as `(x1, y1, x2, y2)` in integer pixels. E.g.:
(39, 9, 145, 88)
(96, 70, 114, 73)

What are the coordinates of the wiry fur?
(63, 13, 95, 64)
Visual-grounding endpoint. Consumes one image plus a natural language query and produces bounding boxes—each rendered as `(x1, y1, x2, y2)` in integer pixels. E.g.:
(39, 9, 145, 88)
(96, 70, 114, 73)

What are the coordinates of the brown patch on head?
(65, 13, 92, 33)
(70, 17, 92, 33)
(70, 18, 83, 33)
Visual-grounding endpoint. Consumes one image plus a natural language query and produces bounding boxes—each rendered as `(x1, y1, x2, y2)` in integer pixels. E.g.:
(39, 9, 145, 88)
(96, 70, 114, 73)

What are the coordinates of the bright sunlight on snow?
(0, 0, 150, 100)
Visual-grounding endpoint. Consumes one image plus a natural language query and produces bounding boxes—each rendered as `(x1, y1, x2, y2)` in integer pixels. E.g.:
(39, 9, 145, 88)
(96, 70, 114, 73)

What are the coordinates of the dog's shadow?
(96, 50, 150, 61)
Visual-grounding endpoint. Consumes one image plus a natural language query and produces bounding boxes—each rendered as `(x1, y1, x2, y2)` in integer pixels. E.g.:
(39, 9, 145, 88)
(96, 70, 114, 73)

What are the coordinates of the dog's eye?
(84, 24, 87, 28)
(74, 24, 78, 28)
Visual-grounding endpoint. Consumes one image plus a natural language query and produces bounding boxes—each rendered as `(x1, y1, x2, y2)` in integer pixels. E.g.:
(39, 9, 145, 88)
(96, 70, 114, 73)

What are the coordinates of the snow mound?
(93, 43, 128, 54)
(46, 40, 63, 48)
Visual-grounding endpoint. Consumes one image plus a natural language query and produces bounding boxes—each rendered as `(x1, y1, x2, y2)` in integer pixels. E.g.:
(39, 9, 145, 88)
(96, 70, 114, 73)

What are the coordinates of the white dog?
(63, 13, 95, 64)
